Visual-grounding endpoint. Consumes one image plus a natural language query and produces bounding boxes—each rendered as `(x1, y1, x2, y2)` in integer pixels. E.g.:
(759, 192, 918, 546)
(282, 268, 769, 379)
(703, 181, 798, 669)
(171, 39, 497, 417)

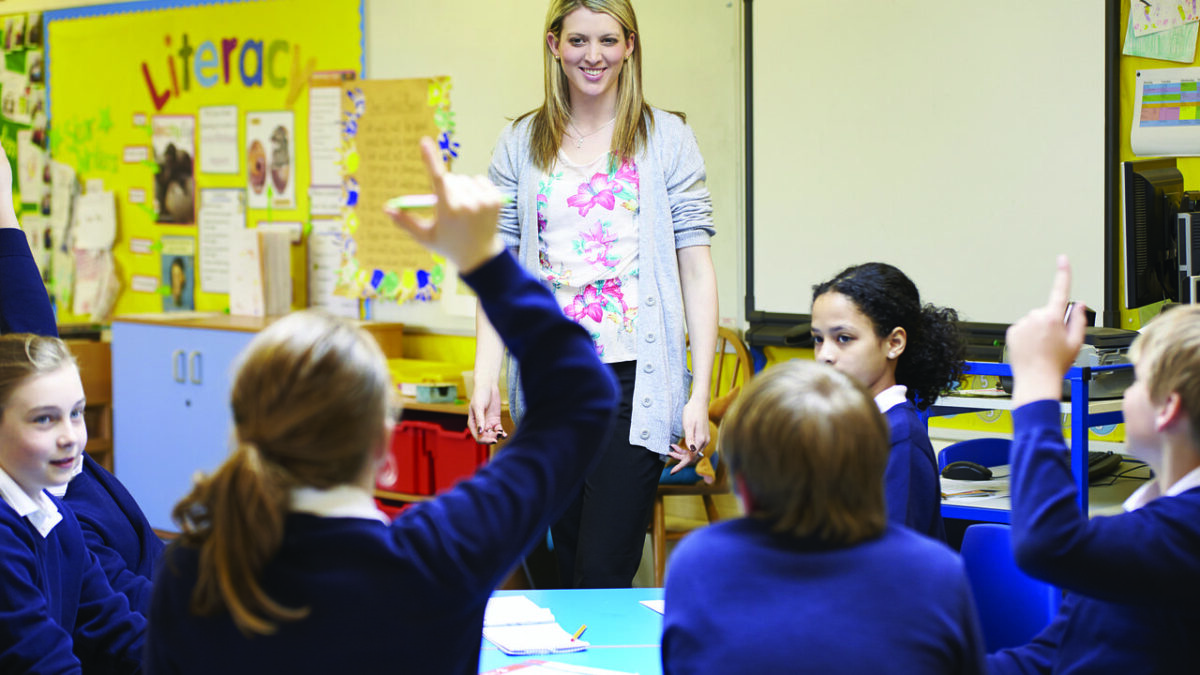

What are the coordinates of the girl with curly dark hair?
(810, 262, 964, 541)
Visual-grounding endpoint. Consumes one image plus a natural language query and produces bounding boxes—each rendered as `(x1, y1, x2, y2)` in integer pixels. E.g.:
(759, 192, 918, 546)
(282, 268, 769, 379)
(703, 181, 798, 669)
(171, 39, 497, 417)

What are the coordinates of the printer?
(1001, 327, 1137, 399)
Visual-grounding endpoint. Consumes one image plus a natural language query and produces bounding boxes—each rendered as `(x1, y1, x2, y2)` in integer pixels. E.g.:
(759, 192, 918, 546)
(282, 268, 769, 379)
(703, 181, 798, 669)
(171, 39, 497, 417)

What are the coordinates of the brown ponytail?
(170, 310, 393, 636)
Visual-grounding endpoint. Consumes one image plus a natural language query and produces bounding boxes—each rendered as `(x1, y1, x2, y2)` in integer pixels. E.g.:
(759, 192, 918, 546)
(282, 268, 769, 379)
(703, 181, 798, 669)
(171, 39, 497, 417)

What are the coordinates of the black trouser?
(550, 361, 665, 588)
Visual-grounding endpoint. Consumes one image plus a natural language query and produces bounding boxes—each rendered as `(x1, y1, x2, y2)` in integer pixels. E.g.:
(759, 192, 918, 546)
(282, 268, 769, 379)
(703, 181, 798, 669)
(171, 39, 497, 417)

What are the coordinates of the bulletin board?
(45, 0, 362, 316)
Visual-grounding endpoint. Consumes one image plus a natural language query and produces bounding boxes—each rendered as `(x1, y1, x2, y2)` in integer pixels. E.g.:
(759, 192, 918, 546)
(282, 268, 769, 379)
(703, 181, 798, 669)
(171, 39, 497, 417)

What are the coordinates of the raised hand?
(1005, 255, 1088, 406)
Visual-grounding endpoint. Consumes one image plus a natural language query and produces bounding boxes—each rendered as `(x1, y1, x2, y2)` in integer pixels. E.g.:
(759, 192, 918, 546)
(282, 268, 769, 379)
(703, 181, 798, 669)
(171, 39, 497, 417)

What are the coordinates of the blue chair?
(960, 523, 1060, 652)
(938, 437, 1010, 471)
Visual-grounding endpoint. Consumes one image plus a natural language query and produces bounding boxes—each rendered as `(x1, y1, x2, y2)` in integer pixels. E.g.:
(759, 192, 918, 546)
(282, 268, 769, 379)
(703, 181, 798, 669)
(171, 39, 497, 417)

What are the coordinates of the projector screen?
(747, 0, 1111, 326)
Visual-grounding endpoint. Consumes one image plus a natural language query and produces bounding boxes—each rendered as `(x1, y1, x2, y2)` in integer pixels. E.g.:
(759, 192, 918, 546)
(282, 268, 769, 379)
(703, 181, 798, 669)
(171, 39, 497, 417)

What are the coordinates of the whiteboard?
(748, 0, 1109, 325)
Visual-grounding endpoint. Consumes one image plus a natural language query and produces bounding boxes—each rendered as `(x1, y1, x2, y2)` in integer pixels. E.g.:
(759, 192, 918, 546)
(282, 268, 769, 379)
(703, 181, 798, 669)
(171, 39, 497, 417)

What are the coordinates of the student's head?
(721, 360, 889, 545)
(530, 0, 650, 171)
(1125, 305, 1200, 456)
(0, 334, 85, 499)
(172, 310, 394, 636)
(811, 262, 964, 409)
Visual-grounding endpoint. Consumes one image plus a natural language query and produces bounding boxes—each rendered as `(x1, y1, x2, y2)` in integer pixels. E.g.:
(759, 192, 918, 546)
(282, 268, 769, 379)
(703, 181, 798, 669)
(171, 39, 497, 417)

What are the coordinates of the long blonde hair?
(524, 0, 655, 171)
(171, 310, 393, 636)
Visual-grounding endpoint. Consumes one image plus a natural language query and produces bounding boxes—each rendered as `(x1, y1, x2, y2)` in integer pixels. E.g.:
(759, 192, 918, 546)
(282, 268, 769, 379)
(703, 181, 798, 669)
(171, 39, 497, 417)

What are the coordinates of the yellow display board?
(46, 0, 361, 316)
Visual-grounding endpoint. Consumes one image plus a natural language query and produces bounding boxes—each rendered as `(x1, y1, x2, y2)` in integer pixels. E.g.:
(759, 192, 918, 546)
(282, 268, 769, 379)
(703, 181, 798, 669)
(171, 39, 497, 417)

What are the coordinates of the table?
(479, 588, 664, 675)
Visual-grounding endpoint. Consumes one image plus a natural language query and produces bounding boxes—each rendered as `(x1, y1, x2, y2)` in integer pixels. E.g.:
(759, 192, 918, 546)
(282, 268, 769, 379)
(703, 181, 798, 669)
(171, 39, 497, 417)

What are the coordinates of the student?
(473, 0, 718, 589)
(0, 155, 163, 614)
(988, 257, 1200, 674)
(0, 333, 145, 672)
(662, 360, 984, 673)
(811, 262, 964, 540)
(143, 138, 619, 674)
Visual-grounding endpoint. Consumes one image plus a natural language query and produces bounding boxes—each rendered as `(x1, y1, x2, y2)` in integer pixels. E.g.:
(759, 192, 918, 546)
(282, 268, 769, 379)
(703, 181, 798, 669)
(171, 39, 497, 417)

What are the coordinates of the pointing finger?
(1046, 254, 1072, 312)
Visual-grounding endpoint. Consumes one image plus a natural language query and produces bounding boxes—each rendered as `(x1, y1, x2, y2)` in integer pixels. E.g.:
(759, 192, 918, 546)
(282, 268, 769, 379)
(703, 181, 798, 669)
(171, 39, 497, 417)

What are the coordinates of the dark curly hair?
(812, 262, 964, 410)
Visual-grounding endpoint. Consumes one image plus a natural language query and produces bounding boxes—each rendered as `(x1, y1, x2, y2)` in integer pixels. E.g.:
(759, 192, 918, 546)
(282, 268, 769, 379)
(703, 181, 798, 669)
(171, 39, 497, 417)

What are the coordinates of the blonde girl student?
(662, 360, 984, 673)
(0, 334, 145, 673)
(471, 0, 718, 589)
(811, 262, 965, 541)
(143, 138, 619, 674)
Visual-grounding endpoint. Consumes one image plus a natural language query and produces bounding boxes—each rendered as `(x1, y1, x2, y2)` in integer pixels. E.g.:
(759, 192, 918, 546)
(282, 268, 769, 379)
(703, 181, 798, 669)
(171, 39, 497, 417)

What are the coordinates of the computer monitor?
(1122, 160, 1183, 309)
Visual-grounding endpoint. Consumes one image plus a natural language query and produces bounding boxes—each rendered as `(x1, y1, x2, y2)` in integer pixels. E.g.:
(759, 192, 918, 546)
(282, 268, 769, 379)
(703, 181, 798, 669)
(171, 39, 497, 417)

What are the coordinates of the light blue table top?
(479, 588, 665, 674)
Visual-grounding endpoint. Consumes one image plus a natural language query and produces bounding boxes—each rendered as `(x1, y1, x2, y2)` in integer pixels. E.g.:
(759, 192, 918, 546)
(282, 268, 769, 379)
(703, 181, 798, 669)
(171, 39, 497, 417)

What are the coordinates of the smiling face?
(0, 365, 87, 500)
(547, 7, 634, 109)
(811, 291, 905, 398)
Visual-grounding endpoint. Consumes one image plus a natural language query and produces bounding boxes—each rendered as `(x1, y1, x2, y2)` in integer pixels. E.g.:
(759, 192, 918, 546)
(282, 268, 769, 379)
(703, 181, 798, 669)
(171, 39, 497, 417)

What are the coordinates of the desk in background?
(479, 588, 664, 675)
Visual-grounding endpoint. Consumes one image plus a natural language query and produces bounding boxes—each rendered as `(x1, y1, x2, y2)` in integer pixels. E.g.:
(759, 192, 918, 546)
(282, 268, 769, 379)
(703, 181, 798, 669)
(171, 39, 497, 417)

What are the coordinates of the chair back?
(709, 326, 753, 405)
(960, 523, 1060, 652)
(937, 437, 1010, 471)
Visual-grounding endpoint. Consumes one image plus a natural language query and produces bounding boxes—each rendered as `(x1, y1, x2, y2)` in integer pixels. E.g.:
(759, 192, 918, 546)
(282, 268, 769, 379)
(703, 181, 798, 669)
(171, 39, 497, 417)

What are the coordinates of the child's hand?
(0, 147, 17, 229)
(1006, 255, 1087, 406)
(384, 137, 503, 273)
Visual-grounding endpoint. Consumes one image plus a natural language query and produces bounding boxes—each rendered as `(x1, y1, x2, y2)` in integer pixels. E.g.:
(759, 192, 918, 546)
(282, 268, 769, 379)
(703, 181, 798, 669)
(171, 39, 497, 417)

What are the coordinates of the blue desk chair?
(938, 437, 1010, 471)
(960, 523, 1060, 652)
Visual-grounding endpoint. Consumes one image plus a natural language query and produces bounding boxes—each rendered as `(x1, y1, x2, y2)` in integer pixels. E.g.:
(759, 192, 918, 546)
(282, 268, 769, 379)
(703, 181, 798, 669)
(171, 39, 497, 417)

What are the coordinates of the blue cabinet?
(112, 321, 254, 532)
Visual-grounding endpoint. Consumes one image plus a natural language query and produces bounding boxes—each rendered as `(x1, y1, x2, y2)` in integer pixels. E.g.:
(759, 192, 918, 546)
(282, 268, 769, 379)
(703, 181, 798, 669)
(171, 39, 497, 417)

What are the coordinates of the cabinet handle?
(172, 350, 185, 383)
(189, 351, 203, 385)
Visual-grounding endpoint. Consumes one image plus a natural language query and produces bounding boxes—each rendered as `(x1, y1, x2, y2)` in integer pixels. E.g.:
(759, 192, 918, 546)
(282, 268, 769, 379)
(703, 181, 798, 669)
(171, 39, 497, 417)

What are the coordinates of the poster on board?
(246, 111, 295, 210)
(152, 115, 196, 224)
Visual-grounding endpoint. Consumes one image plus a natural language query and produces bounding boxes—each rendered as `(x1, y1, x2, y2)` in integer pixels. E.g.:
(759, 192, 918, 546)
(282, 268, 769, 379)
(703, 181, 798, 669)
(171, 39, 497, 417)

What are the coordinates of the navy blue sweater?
(0, 493, 145, 673)
(884, 400, 946, 541)
(145, 251, 619, 674)
(663, 518, 984, 673)
(0, 228, 56, 334)
(988, 401, 1200, 673)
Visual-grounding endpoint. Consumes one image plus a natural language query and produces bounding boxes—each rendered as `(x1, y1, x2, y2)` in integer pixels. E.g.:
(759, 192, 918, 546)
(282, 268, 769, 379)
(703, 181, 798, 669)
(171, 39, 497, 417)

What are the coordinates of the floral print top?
(538, 151, 640, 363)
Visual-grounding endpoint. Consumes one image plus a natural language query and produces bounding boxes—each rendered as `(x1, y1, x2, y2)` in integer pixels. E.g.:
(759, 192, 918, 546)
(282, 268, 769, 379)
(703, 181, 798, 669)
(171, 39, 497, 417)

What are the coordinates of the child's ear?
(886, 326, 907, 360)
(1156, 391, 1185, 433)
(734, 473, 755, 513)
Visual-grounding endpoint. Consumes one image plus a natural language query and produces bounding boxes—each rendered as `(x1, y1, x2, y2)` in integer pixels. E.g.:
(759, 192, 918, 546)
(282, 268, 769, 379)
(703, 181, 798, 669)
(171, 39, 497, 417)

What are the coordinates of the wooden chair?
(649, 326, 753, 586)
(66, 339, 114, 472)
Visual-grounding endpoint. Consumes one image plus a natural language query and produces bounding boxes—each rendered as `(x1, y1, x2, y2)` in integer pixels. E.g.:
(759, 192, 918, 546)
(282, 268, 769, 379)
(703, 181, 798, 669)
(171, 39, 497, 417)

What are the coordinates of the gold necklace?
(566, 117, 616, 149)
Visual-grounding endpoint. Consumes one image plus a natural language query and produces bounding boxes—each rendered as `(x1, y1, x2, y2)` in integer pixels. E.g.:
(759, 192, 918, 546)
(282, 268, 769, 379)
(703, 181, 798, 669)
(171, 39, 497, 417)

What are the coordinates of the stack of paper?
(482, 596, 588, 656)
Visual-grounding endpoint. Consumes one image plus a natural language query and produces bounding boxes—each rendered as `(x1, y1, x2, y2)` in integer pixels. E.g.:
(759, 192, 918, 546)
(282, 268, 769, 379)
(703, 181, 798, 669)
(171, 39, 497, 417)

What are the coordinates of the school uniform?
(1, 224, 164, 615)
(0, 467, 145, 674)
(662, 518, 984, 674)
(57, 453, 164, 614)
(987, 400, 1200, 674)
(878, 385, 946, 541)
(145, 251, 619, 675)
(0, 227, 56, 334)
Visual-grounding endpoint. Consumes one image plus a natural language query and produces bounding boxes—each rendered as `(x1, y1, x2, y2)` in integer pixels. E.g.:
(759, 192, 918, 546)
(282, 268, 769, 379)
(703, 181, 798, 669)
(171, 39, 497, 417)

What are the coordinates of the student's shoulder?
(879, 526, 964, 574)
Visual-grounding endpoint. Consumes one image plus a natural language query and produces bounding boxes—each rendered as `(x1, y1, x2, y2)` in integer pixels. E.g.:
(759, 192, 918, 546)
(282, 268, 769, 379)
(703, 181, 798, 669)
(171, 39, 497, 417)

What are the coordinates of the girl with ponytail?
(810, 262, 965, 541)
(145, 138, 619, 674)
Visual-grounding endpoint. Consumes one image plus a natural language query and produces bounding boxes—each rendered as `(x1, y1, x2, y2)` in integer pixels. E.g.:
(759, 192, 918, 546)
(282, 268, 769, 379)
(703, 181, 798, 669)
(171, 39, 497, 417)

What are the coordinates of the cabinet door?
(112, 323, 253, 531)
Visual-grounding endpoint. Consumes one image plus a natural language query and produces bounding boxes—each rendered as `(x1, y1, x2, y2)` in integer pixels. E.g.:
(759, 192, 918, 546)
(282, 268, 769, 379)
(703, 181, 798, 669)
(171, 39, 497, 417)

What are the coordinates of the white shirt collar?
(874, 384, 909, 413)
(46, 455, 85, 499)
(0, 465, 63, 537)
(1123, 464, 1200, 512)
(290, 484, 389, 525)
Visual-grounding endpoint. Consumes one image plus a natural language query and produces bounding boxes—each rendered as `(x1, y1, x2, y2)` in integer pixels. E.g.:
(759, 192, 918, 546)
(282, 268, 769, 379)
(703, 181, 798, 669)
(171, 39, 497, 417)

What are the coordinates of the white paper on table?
(72, 191, 117, 250)
(639, 599, 664, 615)
(197, 188, 245, 293)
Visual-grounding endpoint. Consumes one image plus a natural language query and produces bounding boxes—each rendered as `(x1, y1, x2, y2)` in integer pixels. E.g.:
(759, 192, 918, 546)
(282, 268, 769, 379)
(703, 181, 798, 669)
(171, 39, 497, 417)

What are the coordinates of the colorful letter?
(194, 41, 218, 88)
(239, 39, 264, 87)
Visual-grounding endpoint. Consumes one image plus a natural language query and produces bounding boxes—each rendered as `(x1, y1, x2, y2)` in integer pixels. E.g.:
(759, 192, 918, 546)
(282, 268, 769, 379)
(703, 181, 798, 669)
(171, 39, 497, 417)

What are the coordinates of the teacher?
(470, 0, 718, 588)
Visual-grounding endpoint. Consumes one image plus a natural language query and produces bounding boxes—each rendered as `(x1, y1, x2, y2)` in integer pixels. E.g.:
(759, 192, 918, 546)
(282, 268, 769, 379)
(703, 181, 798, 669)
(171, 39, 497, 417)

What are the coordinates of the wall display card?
(308, 218, 358, 317)
(198, 188, 246, 294)
(0, 71, 31, 125)
(152, 115, 196, 224)
(199, 105, 239, 174)
(161, 235, 196, 312)
(246, 110, 296, 210)
(1132, 0, 1200, 37)
(1132, 67, 1200, 155)
(336, 77, 454, 302)
(72, 249, 118, 320)
(1123, 14, 1200, 63)
(130, 274, 158, 293)
(309, 71, 354, 187)
(229, 228, 264, 317)
(308, 185, 342, 216)
(16, 129, 45, 204)
(4, 15, 26, 50)
(73, 190, 117, 250)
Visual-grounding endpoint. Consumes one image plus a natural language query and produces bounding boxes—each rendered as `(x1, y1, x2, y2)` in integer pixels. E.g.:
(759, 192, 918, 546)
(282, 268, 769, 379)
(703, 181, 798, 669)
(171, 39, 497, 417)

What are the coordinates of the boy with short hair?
(990, 257, 1200, 673)
(662, 360, 984, 674)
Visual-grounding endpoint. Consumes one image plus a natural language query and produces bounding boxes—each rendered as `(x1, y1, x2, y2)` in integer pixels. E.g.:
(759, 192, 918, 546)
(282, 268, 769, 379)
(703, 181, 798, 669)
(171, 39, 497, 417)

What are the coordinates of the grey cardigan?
(487, 107, 715, 454)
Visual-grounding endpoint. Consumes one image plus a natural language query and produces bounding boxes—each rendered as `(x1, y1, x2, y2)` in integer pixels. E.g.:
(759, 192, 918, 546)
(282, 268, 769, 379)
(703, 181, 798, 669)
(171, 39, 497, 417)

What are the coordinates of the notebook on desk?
(483, 596, 589, 656)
